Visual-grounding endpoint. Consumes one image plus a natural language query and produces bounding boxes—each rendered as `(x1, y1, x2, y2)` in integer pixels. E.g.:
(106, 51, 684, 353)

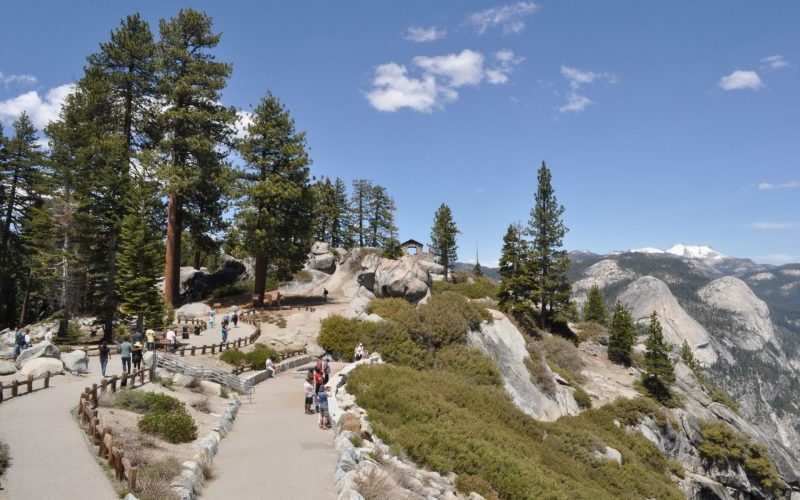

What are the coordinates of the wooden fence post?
(26, 374, 33, 394)
(110, 375, 117, 392)
(180, 347, 185, 357)
(202, 345, 207, 355)
(121, 372, 128, 388)
(191, 346, 196, 356)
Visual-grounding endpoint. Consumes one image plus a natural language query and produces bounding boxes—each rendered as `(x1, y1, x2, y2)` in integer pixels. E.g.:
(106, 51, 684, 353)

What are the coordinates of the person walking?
(145, 329, 155, 352)
(221, 324, 229, 343)
(232, 311, 238, 327)
(323, 359, 331, 384)
(131, 329, 144, 345)
(13, 329, 24, 359)
(313, 368, 323, 413)
(322, 288, 329, 303)
(120, 338, 132, 374)
(23, 329, 32, 349)
(209, 309, 216, 328)
(44, 327, 54, 343)
(132, 342, 144, 371)
(317, 385, 331, 429)
(98, 341, 110, 377)
(166, 329, 177, 353)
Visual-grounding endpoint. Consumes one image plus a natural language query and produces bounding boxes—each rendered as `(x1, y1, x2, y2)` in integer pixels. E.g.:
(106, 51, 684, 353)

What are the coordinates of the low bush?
(365, 298, 417, 324)
(191, 396, 211, 414)
(573, 387, 592, 409)
(135, 456, 182, 500)
(114, 390, 184, 414)
(455, 474, 500, 500)
(293, 270, 313, 283)
(542, 335, 585, 385)
(318, 316, 364, 361)
(0, 439, 9, 477)
(347, 364, 683, 500)
(245, 343, 282, 369)
(354, 467, 394, 500)
(433, 276, 499, 300)
(219, 348, 246, 367)
(575, 321, 607, 343)
(525, 340, 556, 396)
(211, 279, 255, 299)
(697, 421, 785, 495)
(362, 321, 432, 370)
(433, 345, 502, 387)
(138, 409, 197, 444)
(708, 386, 740, 413)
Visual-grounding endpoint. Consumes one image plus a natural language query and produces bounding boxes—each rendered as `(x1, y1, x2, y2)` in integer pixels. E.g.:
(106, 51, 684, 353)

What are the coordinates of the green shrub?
(525, 340, 556, 396)
(697, 421, 785, 495)
(455, 474, 500, 500)
(412, 292, 489, 350)
(573, 387, 592, 409)
(318, 315, 368, 361)
(365, 298, 417, 324)
(219, 348, 246, 367)
(434, 345, 502, 387)
(433, 276, 499, 300)
(362, 321, 432, 370)
(245, 343, 282, 369)
(114, 390, 184, 414)
(211, 279, 255, 299)
(708, 386, 740, 413)
(349, 435, 363, 448)
(135, 457, 181, 500)
(138, 410, 197, 444)
(293, 270, 314, 283)
(347, 365, 683, 500)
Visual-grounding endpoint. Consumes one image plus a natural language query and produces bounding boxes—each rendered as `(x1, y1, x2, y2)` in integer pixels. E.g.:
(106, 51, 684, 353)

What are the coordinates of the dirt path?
(201, 363, 341, 499)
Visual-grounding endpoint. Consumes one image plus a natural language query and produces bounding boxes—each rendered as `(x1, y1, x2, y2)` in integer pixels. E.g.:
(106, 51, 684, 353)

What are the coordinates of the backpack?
(15, 331, 25, 346)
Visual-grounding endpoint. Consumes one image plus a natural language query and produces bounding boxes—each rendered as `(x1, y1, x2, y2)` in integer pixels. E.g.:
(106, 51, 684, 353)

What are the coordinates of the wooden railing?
(0, 371, 53, 404)
(77, 367, 153, 492)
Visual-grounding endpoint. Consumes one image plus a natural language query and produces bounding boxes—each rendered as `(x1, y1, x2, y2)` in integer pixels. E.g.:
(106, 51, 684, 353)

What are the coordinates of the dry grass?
(354, 467, 397, 500)
(201, 459, 214, 480)
(135, 456, 182, 500)
(542, 335, 586, 385)
(525, 340, 556, 396)
(191, 396, 211, 414)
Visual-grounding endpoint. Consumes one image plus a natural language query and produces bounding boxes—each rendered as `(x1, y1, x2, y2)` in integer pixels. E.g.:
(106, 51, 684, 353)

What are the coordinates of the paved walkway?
(0, 358, 123, 499)
(202, 364, 339, 499)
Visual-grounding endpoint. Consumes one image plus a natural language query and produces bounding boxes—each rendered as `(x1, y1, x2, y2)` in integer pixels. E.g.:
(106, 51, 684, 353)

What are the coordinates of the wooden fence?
(0, 371, 53, 404)
(77, 367, 153, 492)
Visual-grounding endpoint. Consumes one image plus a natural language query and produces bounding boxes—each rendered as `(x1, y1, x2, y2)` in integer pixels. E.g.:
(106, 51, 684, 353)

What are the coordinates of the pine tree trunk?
(104, 232, 117, 342)
(136, 313, 144, 333)
(164, 191, 181, 306)
(443, 250, 449, 282)
(0, 166, 20, 269)
(17, 268, 32, 328)
(59, 223, 72, 338)
(254, 254, 266, 306)
(193, 248, 202, 270)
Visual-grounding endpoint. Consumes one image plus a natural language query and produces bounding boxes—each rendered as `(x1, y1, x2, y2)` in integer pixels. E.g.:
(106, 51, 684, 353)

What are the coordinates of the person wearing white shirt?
(23, 330, 32, 349)
(166, 329, 177, 352)
(44, 328, 53, 343)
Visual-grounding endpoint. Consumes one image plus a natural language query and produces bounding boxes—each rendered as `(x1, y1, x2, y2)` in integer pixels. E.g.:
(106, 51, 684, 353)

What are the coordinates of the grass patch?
(573, 387, 592, 409)
(525, 340, 556, 396)
(114, 390, 183, 414)
(348, 364, 683, 500)
(575, 321, 607, 343)
(432, 276, 499, 300)
(708, 385, 740, 414)
(542, 335, 585, 386)
(135, 456, 181, 500)
(697, 420, 785, 496)
(211, 279, 256, 299)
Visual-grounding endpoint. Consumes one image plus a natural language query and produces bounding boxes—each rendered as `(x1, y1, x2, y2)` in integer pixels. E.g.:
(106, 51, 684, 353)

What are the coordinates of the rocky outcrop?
(15, 341, 61, 370)
(18, 357, 64, 377)
(0, 359, 17, 375)
(617, 276, 717, 365)
(61, 350, 89, 373)
(178, 255, 251, 301)
(697, 277, 778, 350)
(306, 241, 337, 274)
(572, 259, 635, 306)
(467, 310, 579, 421)
(415, 259, 444, 276)
(357, 254, 431, 303)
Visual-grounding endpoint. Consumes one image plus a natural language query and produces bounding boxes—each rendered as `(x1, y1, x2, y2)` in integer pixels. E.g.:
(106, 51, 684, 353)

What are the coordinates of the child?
(317, 386, 331, 429)
(303, 377, 315, 414)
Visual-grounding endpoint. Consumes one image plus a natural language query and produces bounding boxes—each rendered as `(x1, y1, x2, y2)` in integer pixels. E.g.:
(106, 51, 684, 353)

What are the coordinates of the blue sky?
(1, 1, 798, 265)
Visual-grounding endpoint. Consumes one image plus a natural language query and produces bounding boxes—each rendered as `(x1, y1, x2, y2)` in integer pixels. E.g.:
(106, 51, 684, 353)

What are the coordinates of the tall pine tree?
(237, 92, 313, 305)
(157, 9, 235, 306)
(527, 161, 571, 329)
(367, 185, 396, 249)
(351, 179, 373, 247)
(643, 311, 675, 399)
(497, 223, 531, 311)
(430, 203, 459, 281)
(608, 301, 635, 366)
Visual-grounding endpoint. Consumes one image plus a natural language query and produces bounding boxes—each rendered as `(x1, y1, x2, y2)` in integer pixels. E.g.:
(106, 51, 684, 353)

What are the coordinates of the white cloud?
(746, 222, 797, 230)
(762, 54, 789, 70)
(0, 71, 37, 87)
(366, 49, 521, 112)
(558, 65, 618, 113)
(234, 110, 254, 140)
(758, 180, 800, 190)
(404, 26, 446, 43)
(718, 70, 763, 91)
(0, 83, 74, 130)
(467, 2, 539, 35)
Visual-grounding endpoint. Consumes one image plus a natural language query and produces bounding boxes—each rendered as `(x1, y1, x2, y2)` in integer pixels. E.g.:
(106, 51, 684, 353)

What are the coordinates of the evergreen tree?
(367, 184, 396, 248)
(680, 340, 702, 379)
(157, 8, 236, 306)
(311, 177, 336, 244)
(582, 285, 608, 325)
(473, 261, 484, 277)
(117, 170, 165, 332)
(430, 203, 459, 281)
(497, 223, 531, 311)
(351, 179, 373, 247)
(0, 113, 45, 327)
(564, 301, 580, 323)
(643, 311, 675, 398)
(331, 177, 353, 248)
(608, 301, 635, 366)
(527, 162, 571, 329)
(237, 92, 313, 305)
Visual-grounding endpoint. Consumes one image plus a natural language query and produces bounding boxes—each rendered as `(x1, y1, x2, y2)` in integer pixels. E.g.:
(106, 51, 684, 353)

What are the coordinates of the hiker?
(276, 292, 283, 307)
(132, 342, 144, 371)
(222, 313, 230, 328)
(304, 377, 315, 414)
(221, 324, 229, 343)
(13, 329, 24, 359)
(23, 329, 32, 349)
(232, 311, 238, 327)
(317, 385, 331, 429)
(166, 329, 177, 352)
(145, 329, 156, 352)
(44, 327, 54, 343)
(209, 309, 216, 328)
(316, 357, 323, 373)
(323, 288, 329, 302)
(131, 329, 144, 345)
(323, 359, 331, 384)
(120, 337, 132, 373)
(266, 357, 279, 377)
(354, 343, 364, 361)
(98, 341, 110, 377)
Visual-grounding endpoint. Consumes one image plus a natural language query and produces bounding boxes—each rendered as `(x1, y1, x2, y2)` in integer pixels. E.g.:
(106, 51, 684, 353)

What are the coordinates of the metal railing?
(154, 353, 254, 401)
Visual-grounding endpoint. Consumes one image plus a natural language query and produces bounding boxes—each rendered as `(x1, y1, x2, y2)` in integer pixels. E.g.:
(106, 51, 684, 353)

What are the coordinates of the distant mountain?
(453, 262, 500, 281)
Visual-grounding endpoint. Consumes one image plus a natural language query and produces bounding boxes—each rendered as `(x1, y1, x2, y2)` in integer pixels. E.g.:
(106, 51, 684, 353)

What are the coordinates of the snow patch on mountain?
(781, 269, 800, 277)
(666, 244, 726, 260)
(749, 272, 775, 281)
(631, 247, 665, 254)
(617, 276, 717, 364)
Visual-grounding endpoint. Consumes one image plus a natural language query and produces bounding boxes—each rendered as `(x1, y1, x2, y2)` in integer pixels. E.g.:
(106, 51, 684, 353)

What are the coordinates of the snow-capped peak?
(631, 247, 665, 254)
(666, 244, 726, 260)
